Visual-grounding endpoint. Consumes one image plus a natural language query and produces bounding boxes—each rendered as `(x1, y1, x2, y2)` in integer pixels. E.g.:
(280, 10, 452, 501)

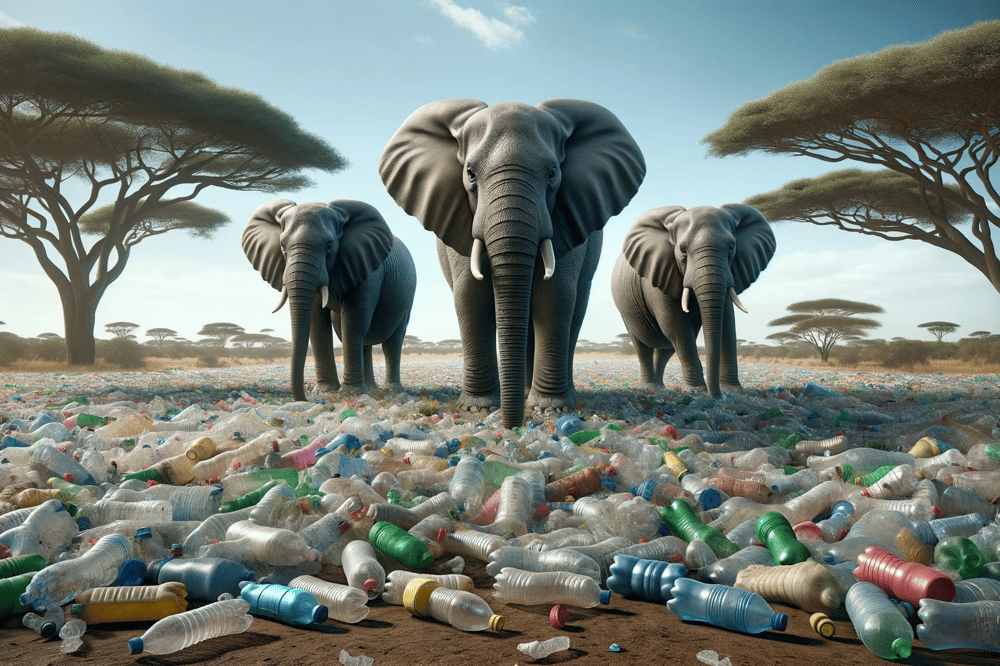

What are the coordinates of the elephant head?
(242, 199, 393, 400)
(622, 204, 775, 396)
(379, 99, 645, 427)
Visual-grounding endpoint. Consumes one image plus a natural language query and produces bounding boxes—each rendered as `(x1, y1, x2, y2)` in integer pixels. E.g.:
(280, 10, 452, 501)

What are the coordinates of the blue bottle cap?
(599, 589, 612, 605)
(134, 527, 153, 541)
(127, 637, 144, 654)
(312, 604, 328, 624)
(243, 570, 256, 581)
(771, 613, 788, 631)
(115, 559, 147, 586)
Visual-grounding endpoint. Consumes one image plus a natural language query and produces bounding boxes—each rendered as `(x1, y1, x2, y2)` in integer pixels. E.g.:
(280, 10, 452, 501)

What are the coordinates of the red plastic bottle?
(854, 546, 956, 608)
(543, 464, 606, 502)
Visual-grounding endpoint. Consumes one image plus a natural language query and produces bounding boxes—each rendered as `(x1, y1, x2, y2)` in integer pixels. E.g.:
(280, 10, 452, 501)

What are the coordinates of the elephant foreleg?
(337, 308, 368, 393)
(447, 250, 500, 410)
(310, 300, 340, 393)
(653, 348, 673, 386)
(719, 300, 742, 392)
(363, 345, 376, 388)
(527, 259, 579, 411)
(381, 322, 407, 388)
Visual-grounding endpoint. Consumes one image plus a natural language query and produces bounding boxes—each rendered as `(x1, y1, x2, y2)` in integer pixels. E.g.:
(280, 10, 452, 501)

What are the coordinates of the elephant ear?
(622, 206, 687, 296)
(242, 199, 296, 291)
(539, 99, 647, 258)
(722, 203, 776, 294)
(379, 99, 488, 256)
(327, 200, 394, 296)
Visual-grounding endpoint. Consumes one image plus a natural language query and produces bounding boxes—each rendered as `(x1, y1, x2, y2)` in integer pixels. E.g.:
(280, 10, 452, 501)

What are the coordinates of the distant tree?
(615, 333, 635, 354)
(198, 322, 244, 347)
(403, 335, 422, 354)
(231, 332, 273, 349)
(766, 331, 800, 347)
(768, 298, 884, 362)
(105, 321, 139, 339)
(0, 28, 347, 365)
(146, 328, 177, 345)
(704, 21, 1000, 297)
(918, 321, 960, 342)
(969, 330, 992, 338)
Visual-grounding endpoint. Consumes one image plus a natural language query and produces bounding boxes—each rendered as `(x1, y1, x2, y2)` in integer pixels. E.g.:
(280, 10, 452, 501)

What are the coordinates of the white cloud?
(415, 33, 434, 45)
(0, 12, 26, 27)
(429, 0, 529, 50)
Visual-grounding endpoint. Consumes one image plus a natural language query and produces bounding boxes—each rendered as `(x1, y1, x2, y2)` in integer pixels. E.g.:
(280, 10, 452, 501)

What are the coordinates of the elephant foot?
(527, 387, 578, 413)
(721, 382, 743, 394)
(315, 380, 341, 394)
(681, 383, 709, 394)
(458, 390, 500, 412)
(339, 382, 371, 395)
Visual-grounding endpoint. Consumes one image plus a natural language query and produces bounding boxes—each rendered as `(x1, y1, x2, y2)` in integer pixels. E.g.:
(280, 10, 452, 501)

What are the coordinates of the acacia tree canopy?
(0, 28, 348, 365)
(768, 299, 884, 362)
(918, 321, 960, 341)
(705, 21, 1000, 296)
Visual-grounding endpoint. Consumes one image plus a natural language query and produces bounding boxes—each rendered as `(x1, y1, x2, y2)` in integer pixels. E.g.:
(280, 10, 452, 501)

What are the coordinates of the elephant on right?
(611, 204, 776, 396)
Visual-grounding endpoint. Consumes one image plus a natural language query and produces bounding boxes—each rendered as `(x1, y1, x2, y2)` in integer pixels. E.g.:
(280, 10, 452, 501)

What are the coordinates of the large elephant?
(379, 99, 645, 428)
(611, 204, 775, 396)
(242, 199, 416, 400)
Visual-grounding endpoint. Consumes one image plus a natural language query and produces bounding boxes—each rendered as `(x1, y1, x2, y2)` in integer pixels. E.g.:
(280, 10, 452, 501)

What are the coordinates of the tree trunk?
(61, 288, 98, 366)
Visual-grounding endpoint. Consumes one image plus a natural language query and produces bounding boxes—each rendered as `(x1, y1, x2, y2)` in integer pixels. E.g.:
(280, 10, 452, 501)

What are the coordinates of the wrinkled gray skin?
(379, 99, 645, 427)
(611, 204, 775, 396)
(242, 199, 416, 401)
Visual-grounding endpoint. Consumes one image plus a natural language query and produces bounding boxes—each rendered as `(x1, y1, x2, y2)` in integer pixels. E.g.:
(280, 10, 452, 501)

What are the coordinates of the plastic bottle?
(734, 559, 842, 613)
(710, 470, 772, 504)
(150, 557, 256, 601)
(31, 442, 98, 486)
(854, 545, 955, 607)
(84, 498, 173, 526)
(482, 475, 534, 536)
(0, 499, 79, 560)
(666, 577, 787, 634)
(22, 605, 65, 638)
(127, 597, 254, 655)
(492, 567, 611, 608)
(442, 530, 509, 562)
(953, 577, 1000, 603)
(238, 581, 327, 626)
(517, 636, 571, 659)
(756, 511, 811, 565)
(288, 575, 369, 623)
(700, 545, 774, 586)
(219, 468, 299, 500)
(21, 532, 133, 611)
(448, 455, 486, 519)
(660, 500, 738, 558)
(168, 484, 223, 521)
(381, 570, 475, 605)
(341, 539, 385, 599)
(0, 572, 35, 616)
(606, 555, 688, 603)
(369, 520, 433, 568)
(70, 581, 188, 623)
(403, 577, 503, 631)
(895, 527, 935, 566)
(953, 471, 1000, 499)
(543, 464, 606, 502)
(845, 581, 913, 659)
(916, 599, 1000, 651)
(934, 536, 988, 580)
(223, 520, 319, 566)
(181, 506, 254, 551)
(859, 464, 920, 499)
(0, 553, 46, 579)
(814, 501, 853, 542)
(59, 618, 87, 653)
(486, 545, 601, 582)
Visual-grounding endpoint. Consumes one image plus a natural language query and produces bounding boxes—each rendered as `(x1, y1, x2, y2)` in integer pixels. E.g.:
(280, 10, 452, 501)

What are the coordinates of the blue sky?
(3, 1, 998, 347)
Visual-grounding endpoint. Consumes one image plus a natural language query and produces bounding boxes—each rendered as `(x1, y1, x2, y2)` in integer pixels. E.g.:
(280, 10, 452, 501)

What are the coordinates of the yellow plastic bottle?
(70, 582, 188, 624)
(11, 487, 62, 508)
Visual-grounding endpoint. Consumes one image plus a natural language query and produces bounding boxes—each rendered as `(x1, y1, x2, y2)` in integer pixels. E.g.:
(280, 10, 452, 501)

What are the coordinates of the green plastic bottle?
(0, 553, 46, 580)
(857, 465, 895, 488)
(934, 536, 989, 580)
(567, 430, 601, 445)
(0, 572, 34, 617)
(756, 511, 811, 565)
(660, 500, 737, 558)
(122, 467, 164, 483)
(368, 521, 433, 569)
(219, 479, 280, 513)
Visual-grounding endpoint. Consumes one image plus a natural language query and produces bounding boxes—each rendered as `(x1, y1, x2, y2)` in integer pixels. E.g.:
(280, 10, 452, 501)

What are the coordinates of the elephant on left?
(242, 199, 416, 401)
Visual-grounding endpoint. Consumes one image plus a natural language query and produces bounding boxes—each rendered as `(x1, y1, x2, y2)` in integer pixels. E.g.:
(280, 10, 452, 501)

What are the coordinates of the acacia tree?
(0, 28, 347, 365)
(768, 298, 883, 362)
(104, 321, 139, 339)
(198, 322, 244, 347)
(704, 21, 1000, 296)
(918, 321, 960, 342)
(146, 327, 177, 345)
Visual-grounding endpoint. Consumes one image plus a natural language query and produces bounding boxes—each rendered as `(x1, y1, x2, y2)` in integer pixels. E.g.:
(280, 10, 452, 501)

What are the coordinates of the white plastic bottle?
(492, 567, 611, 608)
(381, 570, 475, 605)
(402, 578, 503, 631)
(287, 575, 370, 623)
(127, 598, 254, 655)
(442, 530, 509, 562)
(518, 636, 571, 658)
(341, 540, 385, 599)
(223, 520, 318, 566)
(486, 546, 601, 581)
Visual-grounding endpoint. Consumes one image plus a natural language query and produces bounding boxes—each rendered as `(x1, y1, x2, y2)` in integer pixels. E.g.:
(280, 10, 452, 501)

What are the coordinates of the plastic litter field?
(1, 357, 998, 665)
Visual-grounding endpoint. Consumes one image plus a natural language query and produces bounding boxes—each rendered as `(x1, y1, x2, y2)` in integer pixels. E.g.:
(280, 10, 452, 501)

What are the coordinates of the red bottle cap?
(62, 473, 74, 482)
(363, 578, 377, 592)
(549, 604, 567, 628)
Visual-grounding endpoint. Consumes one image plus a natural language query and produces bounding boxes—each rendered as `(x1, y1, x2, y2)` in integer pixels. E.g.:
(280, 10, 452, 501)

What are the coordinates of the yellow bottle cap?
(489, 614, 505, 632)
(809, 612, 835, 638)
(402, 578, 441, 617)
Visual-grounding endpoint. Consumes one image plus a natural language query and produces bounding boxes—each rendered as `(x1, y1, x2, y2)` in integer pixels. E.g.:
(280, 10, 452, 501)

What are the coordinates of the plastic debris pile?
(1, 360, 999, 659)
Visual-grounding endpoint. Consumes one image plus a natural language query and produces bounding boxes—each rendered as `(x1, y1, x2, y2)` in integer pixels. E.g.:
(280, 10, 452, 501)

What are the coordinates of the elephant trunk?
(690, 250, 729, 398)
(483, 190, 540, 429)
(284, 243, 327, 402)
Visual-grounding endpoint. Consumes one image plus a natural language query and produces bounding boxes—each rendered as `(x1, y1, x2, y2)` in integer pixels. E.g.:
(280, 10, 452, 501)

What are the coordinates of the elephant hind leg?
(633, 336, 662, 388)
(653, 348, 673, 386)
(381, 322, 407, 388)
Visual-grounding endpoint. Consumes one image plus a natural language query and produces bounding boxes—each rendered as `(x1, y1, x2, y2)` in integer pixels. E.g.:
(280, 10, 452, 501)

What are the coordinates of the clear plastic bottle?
(612, 535, 688, 563)
(666, 577, 787, 634)
(517, 636, 571, 659)
(381, 570, 475, 605)
(930, 513, 988, 542)
(59, 618, 87, 653)
(288, 574, 370, 623)
(238, 581, 327, 626)
(938, 485, 997, 521)
(85, 498, 173, 527)
(403, 578, 503, 631)
(341, 539, 385, 599)
(442, 529, 509, 562)
(492, 567, 611, 608)
(481, 476, 533, 536)
(449, 455, 486, 519)
(486, 546, 601, 581)
(953, 577, 1000, 603)
(22, 606, 65, 638)
(953, 471, 1000, 499)
(917, 598, 1000, 651)
(223, 520, 319, 566)
(607, 555, 688, 602)
(31, 443, 98, 486)
(845, 581, 913, 659)
(127, 597, 254, 655)
(21, 532, 133, 611)
(734, 559, 842, 613)
(859, 464, 920, 499)
(700, 545, 775, 586)
(168, 484, 223, 521)
(181, 507, 254, 551)
(0, 499, 78, 561)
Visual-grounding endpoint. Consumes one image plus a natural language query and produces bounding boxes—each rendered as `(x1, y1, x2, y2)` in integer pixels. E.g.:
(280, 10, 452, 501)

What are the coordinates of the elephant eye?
(466, 168, 477, 187)
(548, 168, 556, 179)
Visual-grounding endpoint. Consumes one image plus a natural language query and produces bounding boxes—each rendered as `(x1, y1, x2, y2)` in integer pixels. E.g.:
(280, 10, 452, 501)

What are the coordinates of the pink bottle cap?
(147, 480, 158, 487)
(363, 578, 377, 592)
(607, 466, 618, 475)
(62, 473, 74, 482)
(549, 604, 567, 628)
(272, 441, 280, 452)
(436, 528, 447, 542)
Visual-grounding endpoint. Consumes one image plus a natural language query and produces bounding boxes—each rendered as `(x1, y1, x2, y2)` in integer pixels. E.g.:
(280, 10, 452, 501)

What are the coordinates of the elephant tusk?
(470, 237, 486, 280)
(541, 238, 555, 280)
(320, 285, 330, 309)
(681, 287, 691, 313)
(272, 287, 288, 313)
(729, 287, 748, 313)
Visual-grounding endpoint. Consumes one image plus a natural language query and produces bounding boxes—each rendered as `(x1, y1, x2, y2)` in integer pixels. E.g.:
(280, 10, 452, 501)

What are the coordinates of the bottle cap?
(892, 638, 912, 659)
(549, 604, 567, 628)
(63, 473, 74, 482)
(436, 528, 447, 542)
(402, 578, 440, 617)
(127, 637, 144, 655)
(69, 604, 84, 618)
(599, 589, 612, 605)
(312, 604, 329, 624)
(363, 578, 379, 593)
(809, 612, 835, 638)
(37, 620, 58, 638)
(771, 612, 788, 632)
(488, 614, 505, 632)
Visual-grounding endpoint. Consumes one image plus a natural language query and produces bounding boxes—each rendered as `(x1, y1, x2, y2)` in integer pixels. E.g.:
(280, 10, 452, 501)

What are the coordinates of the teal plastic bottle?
(666, 577, 787, 634)
(756, 511, 811, 565)
(660, 500, 737, 558)
(238, 581, 328, 626)
(369, 521, 433, 569)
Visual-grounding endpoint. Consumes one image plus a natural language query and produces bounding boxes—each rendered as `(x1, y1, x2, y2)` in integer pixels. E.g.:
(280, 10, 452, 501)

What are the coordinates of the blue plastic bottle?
(607, 555, 688, 603)
(917, 599, 1000, 651)
(238, 581, 328, 626)
(150, 557, 255, 601)
(666, 577, 787, 634)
